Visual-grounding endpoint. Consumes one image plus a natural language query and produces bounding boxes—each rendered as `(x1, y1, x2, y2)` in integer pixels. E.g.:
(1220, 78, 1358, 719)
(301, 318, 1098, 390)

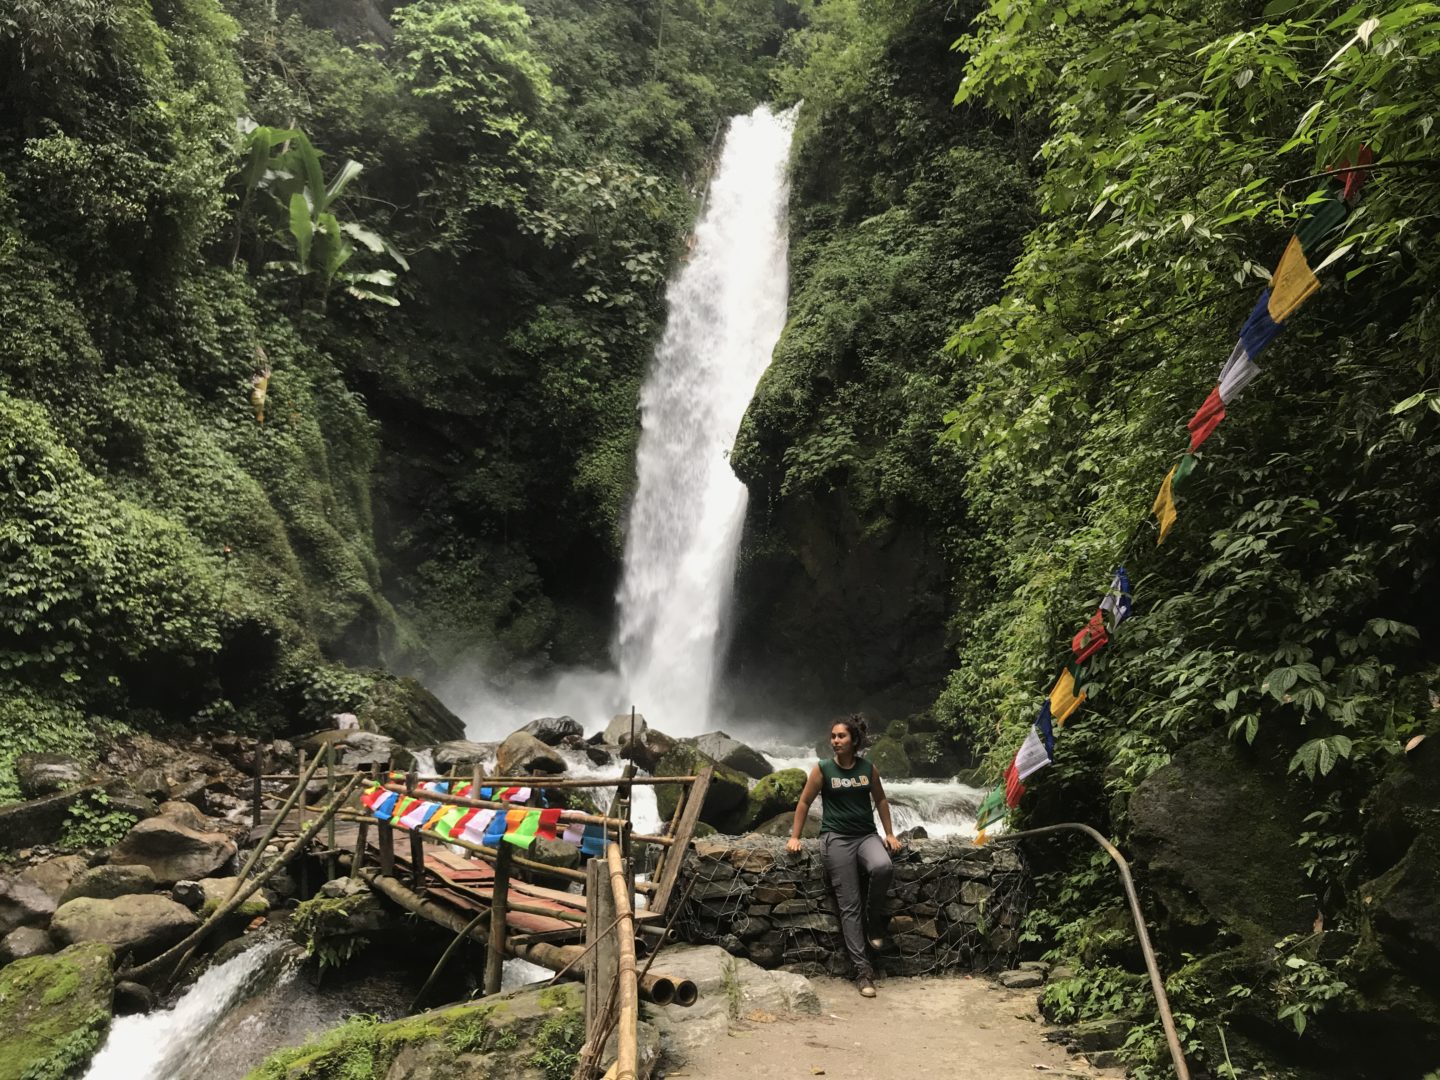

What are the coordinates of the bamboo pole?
(484, 842, 513, 995)
(325, 744, 338, 881)
(605, 843, 639, 1080)
(125, 771, 364, 983)
(261, 773, 699, 786)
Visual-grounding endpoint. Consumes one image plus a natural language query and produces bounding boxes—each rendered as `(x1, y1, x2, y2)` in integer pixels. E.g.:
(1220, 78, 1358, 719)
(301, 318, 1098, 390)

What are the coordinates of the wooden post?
(584, 855, 619, 1051)
(484, 841, 514, 996)
(251, 737, 264, 833)
(296, 748, 309, 898)
(378, 819, 395, 878)
(325, 743, 338, 881)
(648, 766, 712, 917)
(409, 829, 426, 895)
(605, 845, 640, 1080)
(351, 819, 370, 880)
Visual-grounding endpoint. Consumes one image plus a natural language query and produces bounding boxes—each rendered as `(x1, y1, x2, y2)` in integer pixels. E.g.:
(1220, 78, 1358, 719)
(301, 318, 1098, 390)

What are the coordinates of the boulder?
(50, 894, 200, 960)
(652, 746, 749, 831)
(864, 736, 911, 779)
(154, 799, 215, 832)
(604, 712, 648, 745)
(901, 732, 962, 779)
(496, 731, 566, 776)
(130, 768, 172, 803)
(521, 716, 583, 746)
(431, 740, 494, 771)
(0, 787, 99, 850)
(172, 876, 269, 918)
(58, 865, 157, 906)
(1128, 732, 1311, 946)
(108, 814, 237, 885)
(687, 733, 774, 780)
(728, 769, 806, 834)
(100, 781, 158, 822)
(526, 837, 582, 890)
(335, 731, 398, 769)
(751, 811, 818, 839)
(1363, 830, 1440, 979)
(15, 753, 86, 798)
(620, 728, 676, 773)
(355, 675, 466, 745)
(0, 942, 114, 1080)
(640, 944, 819, 1066)
(0, 874, 56, 934)
(0, 926, 54, 964)
(18, 855, 89, 905)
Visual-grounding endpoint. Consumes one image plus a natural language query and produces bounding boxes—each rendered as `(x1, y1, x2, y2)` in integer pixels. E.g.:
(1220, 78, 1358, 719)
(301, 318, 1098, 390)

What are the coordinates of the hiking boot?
(855, 975, 877, 998)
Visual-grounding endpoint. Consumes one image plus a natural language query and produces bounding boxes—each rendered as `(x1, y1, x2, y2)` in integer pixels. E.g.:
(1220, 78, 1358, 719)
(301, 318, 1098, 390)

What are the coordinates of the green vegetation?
(0, 943, 114, 1080)
(57, 791, 138, 852)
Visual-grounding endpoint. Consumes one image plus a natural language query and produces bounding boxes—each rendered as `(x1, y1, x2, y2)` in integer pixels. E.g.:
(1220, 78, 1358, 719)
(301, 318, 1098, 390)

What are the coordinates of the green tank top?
(818, 757, 876, 837)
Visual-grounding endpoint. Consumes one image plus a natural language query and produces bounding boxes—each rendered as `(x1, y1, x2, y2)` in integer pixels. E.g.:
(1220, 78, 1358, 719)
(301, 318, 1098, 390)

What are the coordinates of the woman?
(787, 714, 902, 997)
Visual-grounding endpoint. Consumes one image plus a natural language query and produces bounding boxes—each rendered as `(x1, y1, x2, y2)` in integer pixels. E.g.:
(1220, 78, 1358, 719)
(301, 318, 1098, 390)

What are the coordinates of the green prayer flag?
(431, 806, 467, 839)
(503, 809, 543, 849)
(974, 786, 1007, 833)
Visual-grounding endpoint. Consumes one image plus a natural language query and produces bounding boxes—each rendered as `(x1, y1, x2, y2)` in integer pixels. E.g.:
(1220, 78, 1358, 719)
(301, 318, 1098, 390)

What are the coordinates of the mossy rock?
(0, 941, 115, 1080)
(355, 676, 465, 747)
(244, 980, 586, 1079)
(885, 718, 909, 740)
(752, 810, 818, 839)
(722, 769, 807, 834)
(653, 746, 749, 830)
(865, 737, 910, 779)
(900, 733, 962, 779)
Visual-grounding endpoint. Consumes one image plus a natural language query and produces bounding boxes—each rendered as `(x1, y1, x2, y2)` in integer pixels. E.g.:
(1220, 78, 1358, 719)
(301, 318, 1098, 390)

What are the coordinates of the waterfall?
(615, 103, 798, 737)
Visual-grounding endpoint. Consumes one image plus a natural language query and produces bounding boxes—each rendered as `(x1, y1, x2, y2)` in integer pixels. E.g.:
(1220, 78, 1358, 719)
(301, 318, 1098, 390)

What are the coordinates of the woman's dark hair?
(830, 713, 869, 752)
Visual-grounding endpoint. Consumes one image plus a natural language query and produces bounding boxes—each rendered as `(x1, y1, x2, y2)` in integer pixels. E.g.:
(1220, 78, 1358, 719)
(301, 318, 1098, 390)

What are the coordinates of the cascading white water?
(615, 104, 798, 736)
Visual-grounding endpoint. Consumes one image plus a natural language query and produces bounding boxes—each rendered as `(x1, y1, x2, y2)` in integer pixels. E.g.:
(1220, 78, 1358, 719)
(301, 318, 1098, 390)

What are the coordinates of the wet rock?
(51, 894, 200, 960)
(997, 968, 1044, 989)
(0, 873, 56, 934)
(865, 736, 911, 779)
(899, 825, 929, 841)
(521, 716, 583, 746)
(108, 813, 237, 885)
(750, 811, 818, 839)
(336, 731, 398, 769)
(113, 980, 155, 1016)
(687, 733, 774, 781)
(355, 675, 466, 746)
(59, 864, 157, 905)
(621, 728, 677, 773)
(18, 855, 90, 905)
(1, 926, 55, 964)
(168, 776, 209, 811)
(496, 731, 566, 776)
(0, 942, 114, 1078)
(0, 787, 98, 850)
(15, 753, 86, 798)
(1129, 732, 1311, 946)
(653, 746, 749, 830)
(584, 744, 613, 766)
(432, 739, 493, 771)
(730, 769, 806, 834)
(527, 837, 581, 888)
(101, 781, 158, 822)
(605, 712, 648, 745)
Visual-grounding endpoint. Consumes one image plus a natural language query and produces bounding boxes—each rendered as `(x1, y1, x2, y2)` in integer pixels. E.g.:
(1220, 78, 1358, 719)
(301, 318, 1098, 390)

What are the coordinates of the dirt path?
(662, 973, 1126, 1080)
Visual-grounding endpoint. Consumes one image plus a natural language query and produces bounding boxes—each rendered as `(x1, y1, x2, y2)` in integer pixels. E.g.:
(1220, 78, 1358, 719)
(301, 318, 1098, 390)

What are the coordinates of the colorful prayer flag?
(482, 810, 509, 847)
(1003, 760, 1024, 808)
(1188, 387, 1226, 452)
(1014, 725, 1051, 781)
(1049, 666, 1087, 726)
(1341, 144, 1373, 204)
(399, 799, 439, 831)
(1153, 465, 1179, 544)
(561, 823, 585, 847)
(458, 809, 496, 846)
(452, 783, 473, 799)
(504, 809, 543, 849)
(1295, 190, 1348, 255)
(1035, 701, 1055, 757)
(536, 808, 563, 843)
(371, 790, 400, 819)
(1072, 610, 1109, 664)
(973, 786, 1006, 834)
(1266, 236, 1320, 323)
(580, 823, 607, 857)
(1098, 566, 1133, 631)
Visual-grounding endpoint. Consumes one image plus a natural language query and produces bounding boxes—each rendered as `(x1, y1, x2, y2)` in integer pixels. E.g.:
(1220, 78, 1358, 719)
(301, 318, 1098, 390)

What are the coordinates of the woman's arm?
(871, 770, 902, 852)
(787, 766, 823, 852)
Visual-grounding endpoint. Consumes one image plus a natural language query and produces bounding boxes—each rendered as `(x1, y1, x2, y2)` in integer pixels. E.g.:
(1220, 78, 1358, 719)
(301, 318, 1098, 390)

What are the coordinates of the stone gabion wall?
(670, 835, 1030, 977)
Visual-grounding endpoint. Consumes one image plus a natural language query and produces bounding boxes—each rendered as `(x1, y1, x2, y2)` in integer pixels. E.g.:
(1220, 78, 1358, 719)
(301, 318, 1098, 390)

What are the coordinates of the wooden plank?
(647, 765, 711, 917)
(583, 856, 617, 1051)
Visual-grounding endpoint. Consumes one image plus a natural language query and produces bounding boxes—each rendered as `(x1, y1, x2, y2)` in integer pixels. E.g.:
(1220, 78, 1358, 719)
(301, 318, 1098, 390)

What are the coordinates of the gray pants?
(821, 832, 894, 978)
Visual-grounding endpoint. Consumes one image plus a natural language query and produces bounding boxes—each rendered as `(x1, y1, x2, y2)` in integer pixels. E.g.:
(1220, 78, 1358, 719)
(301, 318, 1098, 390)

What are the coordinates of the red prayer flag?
(537, 808, 563, 842)
(1071, 610, 1109, 664)
(1188, 386, 1226, 452)
(1341, 144, 1373, 203)
(451, 808, 481, 836)
(1004, 759, 1025, 809)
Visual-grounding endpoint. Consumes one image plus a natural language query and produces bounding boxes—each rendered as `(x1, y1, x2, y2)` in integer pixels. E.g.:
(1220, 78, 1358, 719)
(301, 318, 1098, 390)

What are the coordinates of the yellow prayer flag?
(1266, 236, 1320, 323)
(1153, 465, 1178, 545)
(1049, 669, 1087, 726)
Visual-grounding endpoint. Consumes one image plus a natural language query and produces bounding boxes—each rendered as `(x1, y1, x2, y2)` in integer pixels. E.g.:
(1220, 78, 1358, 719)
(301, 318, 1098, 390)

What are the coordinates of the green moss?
(245, 983, 584, 1080)
(0, 943, 115, 1080)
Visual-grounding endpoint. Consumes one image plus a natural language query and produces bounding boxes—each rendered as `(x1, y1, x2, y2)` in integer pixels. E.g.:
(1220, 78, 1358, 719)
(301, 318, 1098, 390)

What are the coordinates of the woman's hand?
(786, 837, 803, 853)
(883, 833, 902, 853)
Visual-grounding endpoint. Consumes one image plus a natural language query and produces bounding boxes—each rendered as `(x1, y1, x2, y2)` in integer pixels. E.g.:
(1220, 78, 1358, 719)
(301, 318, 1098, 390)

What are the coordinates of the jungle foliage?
(0, 0, 791, 765)
(928, 0, 1440, 1073)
